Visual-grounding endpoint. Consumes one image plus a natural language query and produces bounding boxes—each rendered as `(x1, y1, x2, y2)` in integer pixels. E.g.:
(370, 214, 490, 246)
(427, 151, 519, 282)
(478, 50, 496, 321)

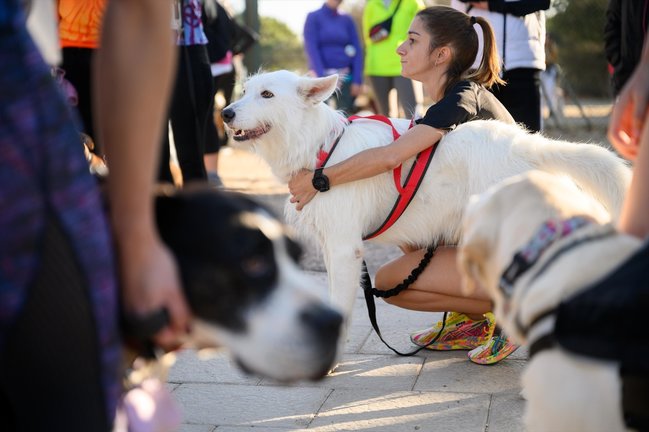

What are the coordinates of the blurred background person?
(604, 0, 649, 98)
(304, 0, 364, 115)
(540, 31, 564, 120)
(451, 0, 550, 132)
(158, 0, 214, 186)
(202, 0, 236, 187)
(202, 0, 257, 187)
(58, 0, 107, 155)
(363, 0, 424, 117)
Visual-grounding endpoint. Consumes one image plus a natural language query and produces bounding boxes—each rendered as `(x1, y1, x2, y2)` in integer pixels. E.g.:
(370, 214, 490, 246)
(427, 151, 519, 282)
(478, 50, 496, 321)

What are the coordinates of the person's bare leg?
(375, 246, 491, 316)
(204, 151, 219, 174)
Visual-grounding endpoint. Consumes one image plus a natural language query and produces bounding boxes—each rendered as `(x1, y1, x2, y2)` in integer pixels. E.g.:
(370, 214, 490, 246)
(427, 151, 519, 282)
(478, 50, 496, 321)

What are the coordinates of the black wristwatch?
(312, 168, 330, 192)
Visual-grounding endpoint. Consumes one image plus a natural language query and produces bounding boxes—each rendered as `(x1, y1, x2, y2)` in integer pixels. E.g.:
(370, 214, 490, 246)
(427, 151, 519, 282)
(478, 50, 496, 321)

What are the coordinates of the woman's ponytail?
(466, 16, 505, 88)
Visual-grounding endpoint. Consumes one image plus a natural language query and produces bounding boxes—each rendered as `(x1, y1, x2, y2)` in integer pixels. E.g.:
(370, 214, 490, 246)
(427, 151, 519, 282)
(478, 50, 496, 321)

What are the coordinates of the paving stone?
(172, 383, 332, 428)
(178, 424, 216, 432)
(169, 350, 262, 386)
(210, 427, 297, 431)
(486, 392, 527, 432)
(307, 388, 490, 431)
(261, 353, 424, 392)
(359, 308, 445, 356)
(414, 356, 524, 394)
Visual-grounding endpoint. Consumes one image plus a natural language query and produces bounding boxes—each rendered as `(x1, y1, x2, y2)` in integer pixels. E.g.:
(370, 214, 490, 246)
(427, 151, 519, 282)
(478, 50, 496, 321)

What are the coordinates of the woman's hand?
(288, 168, 318, 210)
(118, 230, 191, 351)
(608, 65, 649, 160)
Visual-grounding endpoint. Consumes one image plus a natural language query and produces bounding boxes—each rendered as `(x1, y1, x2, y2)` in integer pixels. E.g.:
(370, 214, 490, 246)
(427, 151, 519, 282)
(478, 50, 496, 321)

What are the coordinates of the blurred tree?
(547, 0, 610, 98)
(258, 16, 307, 72)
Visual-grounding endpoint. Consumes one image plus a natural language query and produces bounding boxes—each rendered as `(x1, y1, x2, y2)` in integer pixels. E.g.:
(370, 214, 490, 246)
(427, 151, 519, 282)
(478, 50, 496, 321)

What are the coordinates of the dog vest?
(554, 240, 649, 430)
(502, 220, 649, 431)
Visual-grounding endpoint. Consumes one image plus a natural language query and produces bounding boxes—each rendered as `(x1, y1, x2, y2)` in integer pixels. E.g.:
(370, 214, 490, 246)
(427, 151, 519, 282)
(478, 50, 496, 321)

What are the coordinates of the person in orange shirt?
(58, 0, 107, 154)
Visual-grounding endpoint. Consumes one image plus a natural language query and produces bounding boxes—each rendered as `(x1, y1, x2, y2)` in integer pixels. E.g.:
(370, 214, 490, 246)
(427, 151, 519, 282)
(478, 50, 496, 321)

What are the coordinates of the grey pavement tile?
(342, 322, 372, 355)
(168, 349, 262, 386)
(172, 383, 332, 428)
(485, 392, 527, 432)
(358, 308, 444, 356)
(414, 356, 524, 394)
(508, 344, 529, 361)
(261, 353, 424, 392)
(213, 427, 297, 431)
(306, 388, 490, 431)
(178, 424, 217, 432)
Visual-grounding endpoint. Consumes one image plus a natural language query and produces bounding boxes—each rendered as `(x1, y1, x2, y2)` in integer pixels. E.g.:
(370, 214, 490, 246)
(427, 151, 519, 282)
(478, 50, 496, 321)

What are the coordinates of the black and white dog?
(148, 186, 342, 382)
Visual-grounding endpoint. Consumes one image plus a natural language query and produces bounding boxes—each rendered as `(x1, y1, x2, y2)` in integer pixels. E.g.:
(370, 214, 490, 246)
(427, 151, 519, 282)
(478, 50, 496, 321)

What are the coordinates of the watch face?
(312, 172, 330, 191)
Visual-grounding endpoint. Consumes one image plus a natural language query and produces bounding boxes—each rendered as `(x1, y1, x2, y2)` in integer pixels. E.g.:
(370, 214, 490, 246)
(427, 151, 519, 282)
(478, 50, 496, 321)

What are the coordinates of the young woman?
(288, 6, 517, 365)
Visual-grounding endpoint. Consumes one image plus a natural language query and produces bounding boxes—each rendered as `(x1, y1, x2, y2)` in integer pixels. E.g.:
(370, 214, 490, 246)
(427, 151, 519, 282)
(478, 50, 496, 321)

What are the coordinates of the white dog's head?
(458, 170, 611, 341)
(221, 70, 343, 180)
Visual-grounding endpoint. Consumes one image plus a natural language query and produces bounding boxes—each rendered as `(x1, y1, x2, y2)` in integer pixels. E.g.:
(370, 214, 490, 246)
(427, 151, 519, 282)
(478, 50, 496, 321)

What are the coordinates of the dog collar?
(499, 216, 594, 298)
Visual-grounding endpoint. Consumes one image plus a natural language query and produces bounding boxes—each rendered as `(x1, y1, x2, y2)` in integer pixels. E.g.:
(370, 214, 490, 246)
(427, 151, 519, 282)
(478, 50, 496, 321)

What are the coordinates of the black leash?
(361, 246, 449, 356)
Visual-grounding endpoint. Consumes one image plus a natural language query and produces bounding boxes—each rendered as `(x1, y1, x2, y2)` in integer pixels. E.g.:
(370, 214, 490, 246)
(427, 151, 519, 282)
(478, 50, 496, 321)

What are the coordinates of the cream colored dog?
(458, 170, 642, 432)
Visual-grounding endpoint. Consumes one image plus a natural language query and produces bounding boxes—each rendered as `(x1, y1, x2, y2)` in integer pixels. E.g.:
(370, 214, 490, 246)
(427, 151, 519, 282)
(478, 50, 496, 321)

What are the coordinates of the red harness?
(316, 115, 439, 240)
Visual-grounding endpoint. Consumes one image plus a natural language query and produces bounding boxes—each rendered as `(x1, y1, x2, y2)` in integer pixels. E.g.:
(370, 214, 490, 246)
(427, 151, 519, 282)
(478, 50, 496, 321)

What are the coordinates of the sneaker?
(468, 328, 519, 365)
(410, 312, 494, 350)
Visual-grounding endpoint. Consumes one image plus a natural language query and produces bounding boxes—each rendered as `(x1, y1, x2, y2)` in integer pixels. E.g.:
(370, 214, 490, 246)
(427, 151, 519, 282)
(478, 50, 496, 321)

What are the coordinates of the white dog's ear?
(298, 75, 338, 105)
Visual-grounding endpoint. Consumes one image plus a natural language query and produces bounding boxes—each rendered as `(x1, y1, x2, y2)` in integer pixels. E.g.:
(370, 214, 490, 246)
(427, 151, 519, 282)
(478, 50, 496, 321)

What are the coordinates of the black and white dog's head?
(155, 186, 342, 381)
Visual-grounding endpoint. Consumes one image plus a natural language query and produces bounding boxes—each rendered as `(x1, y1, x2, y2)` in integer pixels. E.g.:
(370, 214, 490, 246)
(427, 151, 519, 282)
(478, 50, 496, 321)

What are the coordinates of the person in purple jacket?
(303, 0, 364, 114)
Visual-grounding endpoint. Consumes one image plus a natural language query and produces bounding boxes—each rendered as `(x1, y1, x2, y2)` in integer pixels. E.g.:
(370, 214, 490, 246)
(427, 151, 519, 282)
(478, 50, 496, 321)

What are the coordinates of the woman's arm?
(289, 124, 444, 210)
(95, 0, 190, 349)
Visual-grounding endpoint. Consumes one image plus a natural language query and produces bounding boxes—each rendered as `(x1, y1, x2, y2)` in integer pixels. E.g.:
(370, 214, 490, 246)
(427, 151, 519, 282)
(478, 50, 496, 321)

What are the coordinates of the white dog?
(458, 170, 643, 432)
(221, 70, 631, 333)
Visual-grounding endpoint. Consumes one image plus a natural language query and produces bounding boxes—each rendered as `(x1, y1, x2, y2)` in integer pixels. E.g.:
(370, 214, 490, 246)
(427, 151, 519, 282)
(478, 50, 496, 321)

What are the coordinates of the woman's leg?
(368, 75, 392, 115)
(170, 45, 213, 183)
(491, 68, 542, 133)
(375, 246, 491, 316)
(394, 75, 417, 118)
(61, 47, 97, 144)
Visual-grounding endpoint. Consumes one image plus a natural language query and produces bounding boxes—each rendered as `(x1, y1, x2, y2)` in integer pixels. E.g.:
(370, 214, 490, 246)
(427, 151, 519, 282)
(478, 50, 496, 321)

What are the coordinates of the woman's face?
(397, 17, 437, 82)
(325, 0, 342, 9)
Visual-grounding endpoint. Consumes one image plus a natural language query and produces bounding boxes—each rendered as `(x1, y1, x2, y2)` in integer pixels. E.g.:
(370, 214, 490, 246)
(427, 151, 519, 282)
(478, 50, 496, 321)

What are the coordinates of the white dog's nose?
(300, 303, 343, 345)
(221, 107, 235, 124)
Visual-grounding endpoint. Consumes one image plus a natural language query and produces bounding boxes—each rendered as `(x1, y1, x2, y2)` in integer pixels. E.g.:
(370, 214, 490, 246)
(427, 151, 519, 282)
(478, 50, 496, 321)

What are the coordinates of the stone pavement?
(168, 146, 531, 432)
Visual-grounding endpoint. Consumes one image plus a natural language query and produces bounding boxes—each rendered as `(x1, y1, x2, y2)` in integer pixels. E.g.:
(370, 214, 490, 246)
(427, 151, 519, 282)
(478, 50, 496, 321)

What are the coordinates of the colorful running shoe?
(410, 312, 495, 350)
(468, 328, 519, 365)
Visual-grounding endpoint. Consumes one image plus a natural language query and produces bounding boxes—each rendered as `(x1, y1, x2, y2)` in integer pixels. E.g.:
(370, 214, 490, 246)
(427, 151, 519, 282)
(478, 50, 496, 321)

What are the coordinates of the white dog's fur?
(458, 170, 642, 432)
(223, 70, 631, 331)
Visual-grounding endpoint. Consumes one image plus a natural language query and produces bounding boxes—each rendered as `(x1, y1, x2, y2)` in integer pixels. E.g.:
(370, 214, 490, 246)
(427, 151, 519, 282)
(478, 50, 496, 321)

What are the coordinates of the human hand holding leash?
(289, 168, 318, 210)
(117, 229, 191, 353)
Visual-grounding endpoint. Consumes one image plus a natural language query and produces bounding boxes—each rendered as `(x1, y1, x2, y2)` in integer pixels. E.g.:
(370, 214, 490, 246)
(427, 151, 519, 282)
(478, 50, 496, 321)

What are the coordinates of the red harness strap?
(346, 115, 439, 240)
(316, 130, 345, 169)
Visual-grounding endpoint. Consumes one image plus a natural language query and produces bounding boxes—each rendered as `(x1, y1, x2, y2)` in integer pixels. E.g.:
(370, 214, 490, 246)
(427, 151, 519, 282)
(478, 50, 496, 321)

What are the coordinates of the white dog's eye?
(261, 90, 274, 99)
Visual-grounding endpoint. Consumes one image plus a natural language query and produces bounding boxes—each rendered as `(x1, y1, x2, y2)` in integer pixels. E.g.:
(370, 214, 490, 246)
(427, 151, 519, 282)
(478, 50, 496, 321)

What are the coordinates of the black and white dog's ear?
(297, 75, 338, 105)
